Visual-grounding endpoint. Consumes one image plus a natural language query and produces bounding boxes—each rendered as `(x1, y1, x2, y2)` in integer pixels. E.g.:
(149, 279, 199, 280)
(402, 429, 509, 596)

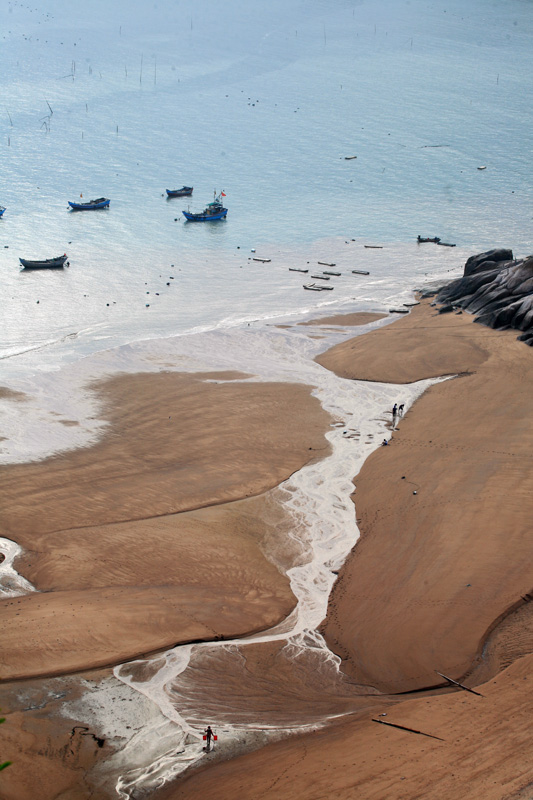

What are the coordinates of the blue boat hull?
(68, 199, 110, 210)
(182, 208, 228, 221)
(0, 207, 5, 217)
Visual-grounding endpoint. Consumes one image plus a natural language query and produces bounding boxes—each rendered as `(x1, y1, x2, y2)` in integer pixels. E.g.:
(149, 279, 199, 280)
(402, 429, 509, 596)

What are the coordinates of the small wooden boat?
(344, 155, 357, 160)
(0, 206, 5, 217)
(364, 245, 383, 249)
(323, 270, 341, 276)
(477, 166, 487, 170)
(183, 192, 227, 222)
(417, 236, 440, 243)
(436, 241, 456, 247)
(352, 269, 370, 275)
(252, 257, 271, 263)
(289, 268, 309, 273)
(389, 308, 409, 314)
(311, 275, 330, 280)
(166, 186, 193, 197)
(317, 261, 335, 267)
(304, 284, 324, 291)
(68, 197, 110, 210)
(20, 253, 68, 269)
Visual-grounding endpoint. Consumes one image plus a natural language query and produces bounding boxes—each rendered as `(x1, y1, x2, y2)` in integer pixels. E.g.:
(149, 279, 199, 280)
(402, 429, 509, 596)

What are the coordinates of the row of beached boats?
(286, 261, 371, 292)
(2, 188, 228, 269)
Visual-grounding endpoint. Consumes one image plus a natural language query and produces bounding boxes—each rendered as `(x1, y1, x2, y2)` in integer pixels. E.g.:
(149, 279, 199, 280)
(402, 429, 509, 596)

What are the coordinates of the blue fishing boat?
(68, 197, 110, 210)
(20, 253, 68, 269)
(166, 186, 193, 197)
(0, 206, 5, 217)
(182, 192, 227, 222)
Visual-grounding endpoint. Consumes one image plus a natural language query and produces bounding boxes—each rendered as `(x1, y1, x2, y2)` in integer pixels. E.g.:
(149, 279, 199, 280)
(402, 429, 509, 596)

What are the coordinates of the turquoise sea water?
(1, 0, 532, 377)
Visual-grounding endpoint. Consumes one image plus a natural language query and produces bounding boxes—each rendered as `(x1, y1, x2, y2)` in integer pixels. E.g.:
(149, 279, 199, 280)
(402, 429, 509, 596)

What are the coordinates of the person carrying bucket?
(203, 726, 217, 751)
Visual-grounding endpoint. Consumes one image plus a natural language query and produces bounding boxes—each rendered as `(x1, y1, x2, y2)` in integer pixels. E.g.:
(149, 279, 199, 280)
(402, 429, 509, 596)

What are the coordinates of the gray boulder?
(436, 251, 533, 346)
(463, 248, 514, 277)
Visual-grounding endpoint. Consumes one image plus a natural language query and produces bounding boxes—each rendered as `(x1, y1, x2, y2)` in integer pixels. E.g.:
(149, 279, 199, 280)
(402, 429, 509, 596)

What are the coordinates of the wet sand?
(298, 311, 387, 327)
(5, 300, 533, 799)
(320, 300, 533, 693)
(158, 300, 533, 799)
(0, 371, 331, 681)
(0, 369, 333, 799)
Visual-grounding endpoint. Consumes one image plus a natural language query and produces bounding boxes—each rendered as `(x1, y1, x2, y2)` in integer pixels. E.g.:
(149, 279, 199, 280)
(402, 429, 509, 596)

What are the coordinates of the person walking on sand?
(204, 726, 214, 751)
(398, 403, 404, 416)
(392, 403, 397, 417)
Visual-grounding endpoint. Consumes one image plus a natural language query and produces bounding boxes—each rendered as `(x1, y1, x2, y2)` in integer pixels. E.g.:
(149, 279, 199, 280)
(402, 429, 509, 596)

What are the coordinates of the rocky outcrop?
(436, 249, 533, 345)
(463, 248, 514, 277)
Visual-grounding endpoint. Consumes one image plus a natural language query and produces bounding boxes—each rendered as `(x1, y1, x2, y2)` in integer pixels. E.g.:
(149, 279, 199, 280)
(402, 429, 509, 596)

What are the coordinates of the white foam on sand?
(0, 537, 36, 597)
(2, 301, 443, 797)
(51, 314, 440, 798)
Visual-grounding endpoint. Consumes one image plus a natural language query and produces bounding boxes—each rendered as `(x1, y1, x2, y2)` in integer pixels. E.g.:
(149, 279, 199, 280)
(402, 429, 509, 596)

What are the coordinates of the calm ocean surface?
(2, 3, 533, 792)
(1, 0, 532, 378)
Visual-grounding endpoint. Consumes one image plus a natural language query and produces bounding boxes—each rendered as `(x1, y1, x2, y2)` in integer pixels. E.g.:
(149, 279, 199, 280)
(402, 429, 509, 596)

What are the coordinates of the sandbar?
(0, 371, 331, 681)
(159, 299, 533, 800)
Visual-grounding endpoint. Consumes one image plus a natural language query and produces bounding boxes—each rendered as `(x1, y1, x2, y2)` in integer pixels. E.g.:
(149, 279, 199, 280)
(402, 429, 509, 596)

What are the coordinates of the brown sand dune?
(0, 500, 300, 680)
(320, 301, 533, 693)
(0, 372, 332, 681)
(0, 372, 331, 538)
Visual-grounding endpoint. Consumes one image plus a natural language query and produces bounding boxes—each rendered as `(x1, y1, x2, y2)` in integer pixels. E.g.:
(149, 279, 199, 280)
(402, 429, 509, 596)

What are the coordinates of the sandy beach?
(0, 369, 333, 798)
(3, 300, 533, 799)
(156, 300, 533, 799)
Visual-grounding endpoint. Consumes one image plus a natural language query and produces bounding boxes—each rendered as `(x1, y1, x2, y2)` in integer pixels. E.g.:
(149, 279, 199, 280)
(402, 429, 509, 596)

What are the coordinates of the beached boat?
(182, 192, 227, 222)
(68, 197, 110, 210)
(0, 206, 5, 217)
(352, 269, 370, 275)
(19, 254, 68, 269)
(166, 186, 193, 197)
(289, 268, 309, 273)
(303, 283, 334, 291)
(417, 236, 441, 243)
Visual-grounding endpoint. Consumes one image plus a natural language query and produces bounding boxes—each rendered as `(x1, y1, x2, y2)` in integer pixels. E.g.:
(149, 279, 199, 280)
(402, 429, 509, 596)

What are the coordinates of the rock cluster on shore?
(434, 248, 533, 345)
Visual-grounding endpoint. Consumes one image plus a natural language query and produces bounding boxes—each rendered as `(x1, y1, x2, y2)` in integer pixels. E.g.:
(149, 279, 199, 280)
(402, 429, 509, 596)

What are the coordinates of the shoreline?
(4, 293, 533, 798)
(154, 298, 533, 800)
(0, 309, 388, 798)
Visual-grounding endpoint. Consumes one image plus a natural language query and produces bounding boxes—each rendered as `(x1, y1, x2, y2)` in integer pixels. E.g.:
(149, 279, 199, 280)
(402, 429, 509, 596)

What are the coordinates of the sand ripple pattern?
(104, 321, 438, 797)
